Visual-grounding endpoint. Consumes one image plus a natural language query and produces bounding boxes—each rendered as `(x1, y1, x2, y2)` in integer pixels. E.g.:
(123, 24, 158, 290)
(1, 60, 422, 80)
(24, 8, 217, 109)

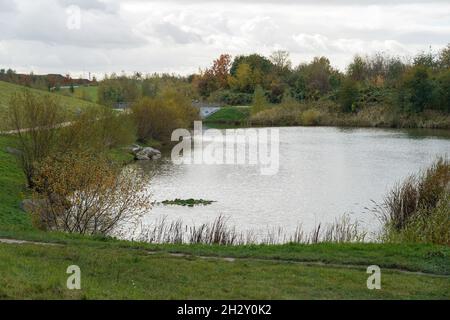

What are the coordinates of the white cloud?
(0, 0, 449, 76)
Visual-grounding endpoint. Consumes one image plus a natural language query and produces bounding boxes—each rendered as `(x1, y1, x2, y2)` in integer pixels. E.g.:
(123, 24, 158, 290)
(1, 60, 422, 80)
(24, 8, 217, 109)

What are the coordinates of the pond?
(135, 126, 450, 240)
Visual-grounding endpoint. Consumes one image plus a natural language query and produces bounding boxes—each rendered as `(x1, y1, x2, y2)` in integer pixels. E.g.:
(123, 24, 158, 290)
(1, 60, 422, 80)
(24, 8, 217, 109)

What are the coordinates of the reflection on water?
(135, 126, 450, 236)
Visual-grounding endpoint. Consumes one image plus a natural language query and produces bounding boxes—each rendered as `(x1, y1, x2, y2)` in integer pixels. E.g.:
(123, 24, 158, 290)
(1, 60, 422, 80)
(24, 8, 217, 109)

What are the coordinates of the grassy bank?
(0, 81, 101, 130)
(1, 132, 449, 299)
(0, 135, 32, 230)
(206, 101, 450, 129)
(58, 86, 98, 103)
(204, 106, 251, 125)
(0, 241, 448, 299)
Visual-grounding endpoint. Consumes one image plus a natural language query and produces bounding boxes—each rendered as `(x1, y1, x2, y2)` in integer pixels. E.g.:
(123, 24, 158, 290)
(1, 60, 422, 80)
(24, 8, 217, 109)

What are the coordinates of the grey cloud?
(151, 22, 203, 44)
(58, 0, 119, 13)
(1, 0, 449, 75)
(0, 0, 16, 12)
(1, 0, 146, 49)
(126, 0, 450, 5)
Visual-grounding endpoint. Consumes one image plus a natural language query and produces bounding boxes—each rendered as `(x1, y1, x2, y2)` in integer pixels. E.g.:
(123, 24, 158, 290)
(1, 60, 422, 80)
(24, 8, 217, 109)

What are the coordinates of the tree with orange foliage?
(211, 54, 232, 89)
(194, 54, 232, 97)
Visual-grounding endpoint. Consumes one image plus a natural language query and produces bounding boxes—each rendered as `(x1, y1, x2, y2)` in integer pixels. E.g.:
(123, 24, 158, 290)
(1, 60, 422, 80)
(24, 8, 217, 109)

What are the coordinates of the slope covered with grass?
(204, 106, 250, 123)
(0, 81, 101, 130)
(58, 86, 98, 103)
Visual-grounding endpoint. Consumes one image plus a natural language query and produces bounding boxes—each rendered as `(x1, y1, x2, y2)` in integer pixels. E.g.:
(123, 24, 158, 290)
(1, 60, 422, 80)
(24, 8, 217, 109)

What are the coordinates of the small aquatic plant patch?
(161, 198, 216, 207)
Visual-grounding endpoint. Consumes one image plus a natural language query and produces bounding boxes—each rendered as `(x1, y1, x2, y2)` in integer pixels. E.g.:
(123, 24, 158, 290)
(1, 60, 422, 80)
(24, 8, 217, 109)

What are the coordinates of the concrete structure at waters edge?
(192, 101, 222, 119)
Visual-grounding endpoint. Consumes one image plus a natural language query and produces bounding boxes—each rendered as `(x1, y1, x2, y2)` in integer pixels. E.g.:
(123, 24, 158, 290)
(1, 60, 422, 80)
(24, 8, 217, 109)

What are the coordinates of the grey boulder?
(131, 145, 161, 161)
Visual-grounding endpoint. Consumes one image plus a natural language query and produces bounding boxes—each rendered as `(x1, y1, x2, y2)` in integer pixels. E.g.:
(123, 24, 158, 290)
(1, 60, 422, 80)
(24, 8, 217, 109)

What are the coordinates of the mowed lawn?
(0, 241, 449, 300)
(0, 81, 101, 130)
(204, 106, 250, 123)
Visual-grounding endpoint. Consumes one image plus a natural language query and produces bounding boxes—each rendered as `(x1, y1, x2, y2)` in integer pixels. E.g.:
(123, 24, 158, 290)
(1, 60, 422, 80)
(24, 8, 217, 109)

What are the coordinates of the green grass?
(0, 241, 448, 299)
(204, 106, 250, 123)
(0, 135, 32, 230)
(58, 86, 98, 103)
(0, 81, 101, 130)
(107, 147, 135, 165)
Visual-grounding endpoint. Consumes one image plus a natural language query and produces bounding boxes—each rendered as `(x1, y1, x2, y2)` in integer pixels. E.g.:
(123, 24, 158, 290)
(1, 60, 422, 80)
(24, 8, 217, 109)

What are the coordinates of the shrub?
(7, 91, 136, 187)
(58, 107, 136, 153)
(207, 90, 252, 105)
(251, 85, 268, 115)
(7, 90, 65, 187)
(132, 89, 198, 142)
(300, 109, 321, 126)
(31, 151, 150, 235)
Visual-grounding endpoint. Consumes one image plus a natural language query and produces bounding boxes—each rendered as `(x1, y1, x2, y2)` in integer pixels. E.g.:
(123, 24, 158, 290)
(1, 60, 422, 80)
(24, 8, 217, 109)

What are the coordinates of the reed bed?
(132, 214, 367, 245)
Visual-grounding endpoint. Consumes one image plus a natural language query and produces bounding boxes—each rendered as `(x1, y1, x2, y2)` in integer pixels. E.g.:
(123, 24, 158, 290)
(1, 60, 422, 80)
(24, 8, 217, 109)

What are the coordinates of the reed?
(375, 157, 450, 244)
(133, 214, 366, 245)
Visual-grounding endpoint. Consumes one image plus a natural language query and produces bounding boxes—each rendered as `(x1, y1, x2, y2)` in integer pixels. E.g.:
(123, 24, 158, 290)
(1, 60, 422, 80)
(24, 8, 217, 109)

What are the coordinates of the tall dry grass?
(133, 214, 366, 245)
(376, 157, 450, 245)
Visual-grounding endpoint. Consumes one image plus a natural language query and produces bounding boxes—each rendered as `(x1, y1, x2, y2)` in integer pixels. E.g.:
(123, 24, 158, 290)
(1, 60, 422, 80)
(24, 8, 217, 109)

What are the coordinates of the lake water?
(136, 126, 450, 238)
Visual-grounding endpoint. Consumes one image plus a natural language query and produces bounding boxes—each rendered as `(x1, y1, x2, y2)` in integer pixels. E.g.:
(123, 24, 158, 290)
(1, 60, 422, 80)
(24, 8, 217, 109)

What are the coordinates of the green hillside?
(0, 81, 101, 130)
(58, 85, 98, 103)
(204, 106, 250, 123)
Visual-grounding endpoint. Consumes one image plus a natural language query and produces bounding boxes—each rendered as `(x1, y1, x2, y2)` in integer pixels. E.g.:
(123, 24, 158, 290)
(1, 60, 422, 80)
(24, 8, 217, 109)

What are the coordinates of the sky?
(0, 0, 449, 79)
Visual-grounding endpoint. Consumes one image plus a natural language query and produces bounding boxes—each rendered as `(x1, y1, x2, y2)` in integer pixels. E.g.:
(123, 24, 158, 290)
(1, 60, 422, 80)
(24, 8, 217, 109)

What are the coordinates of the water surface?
(136, 127, 450, 236)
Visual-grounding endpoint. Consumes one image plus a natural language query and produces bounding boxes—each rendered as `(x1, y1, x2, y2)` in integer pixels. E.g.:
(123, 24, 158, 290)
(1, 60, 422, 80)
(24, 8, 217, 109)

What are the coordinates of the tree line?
(93, 44, 449, 115)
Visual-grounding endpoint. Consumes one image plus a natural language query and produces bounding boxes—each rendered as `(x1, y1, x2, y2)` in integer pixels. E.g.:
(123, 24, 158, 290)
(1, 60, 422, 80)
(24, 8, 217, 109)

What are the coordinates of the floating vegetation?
(161, 198, 216, 207)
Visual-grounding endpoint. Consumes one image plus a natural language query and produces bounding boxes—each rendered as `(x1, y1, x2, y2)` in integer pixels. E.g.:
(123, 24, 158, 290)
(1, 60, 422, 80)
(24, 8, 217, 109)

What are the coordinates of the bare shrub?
(58, 106, 136, 152)
(7, 91, 136, 187)
(7, 90, 65, 186)
(31, 151, 150, 236)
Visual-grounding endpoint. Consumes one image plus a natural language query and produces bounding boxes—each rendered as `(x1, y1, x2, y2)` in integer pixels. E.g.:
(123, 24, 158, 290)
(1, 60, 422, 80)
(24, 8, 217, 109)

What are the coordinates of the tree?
(413, 49, 438, 69)
(228, 63, 254, 93)
(211, 54, 232, 89)
(399, 66, 434, 113)
(251, 85, 268, 115)
(97, 74, 140, 107)
(230, 54, 274, 77)
(347, 56, 367, 82)
(192, 54, 232, 97)
(438, 43, 450, 69)
(297, 57, 336, 98)
(270, 50, 292, 74)
(436, 69, 450, 112)
(339, 78, 359, 113)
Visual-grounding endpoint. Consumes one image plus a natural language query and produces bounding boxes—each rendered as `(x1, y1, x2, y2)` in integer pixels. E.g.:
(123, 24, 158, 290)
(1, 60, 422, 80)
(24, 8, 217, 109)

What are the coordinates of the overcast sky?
(0, 0, 449, 78)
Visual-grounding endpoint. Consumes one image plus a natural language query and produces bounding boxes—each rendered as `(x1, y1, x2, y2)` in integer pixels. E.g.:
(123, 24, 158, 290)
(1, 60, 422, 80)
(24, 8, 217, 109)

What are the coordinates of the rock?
(131, 145, 161, 161)
(135, 152, 150, 161)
